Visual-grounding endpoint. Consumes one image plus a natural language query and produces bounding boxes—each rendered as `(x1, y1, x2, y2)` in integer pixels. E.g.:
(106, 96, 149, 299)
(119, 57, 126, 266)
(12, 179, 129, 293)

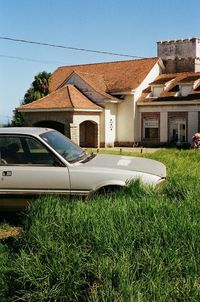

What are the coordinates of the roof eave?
(111, 89, 135, 95)
(137, 99, 200, 106)
(157, 58, 166, 70)
(17, 108, 103, 113)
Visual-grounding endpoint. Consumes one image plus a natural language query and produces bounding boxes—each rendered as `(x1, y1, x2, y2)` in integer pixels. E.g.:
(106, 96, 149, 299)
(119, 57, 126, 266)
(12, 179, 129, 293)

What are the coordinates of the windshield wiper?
(80, 153, 96, 163)
(67, 152, 87, 164)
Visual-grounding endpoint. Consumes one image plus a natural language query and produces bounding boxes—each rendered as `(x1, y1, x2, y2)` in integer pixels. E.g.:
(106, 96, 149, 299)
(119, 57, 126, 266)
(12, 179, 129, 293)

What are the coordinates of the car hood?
(83, 154, 166, 178)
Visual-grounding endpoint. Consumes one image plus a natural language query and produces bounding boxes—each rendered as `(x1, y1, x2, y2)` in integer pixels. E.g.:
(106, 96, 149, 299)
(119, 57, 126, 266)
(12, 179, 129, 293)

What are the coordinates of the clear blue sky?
(0, 0, 200, 124)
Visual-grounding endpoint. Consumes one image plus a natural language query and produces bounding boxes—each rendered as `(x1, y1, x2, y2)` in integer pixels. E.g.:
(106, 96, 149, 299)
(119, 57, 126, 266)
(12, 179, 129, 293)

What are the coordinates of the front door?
(169, 118, 186, 143)
(79, 121, 98, 147)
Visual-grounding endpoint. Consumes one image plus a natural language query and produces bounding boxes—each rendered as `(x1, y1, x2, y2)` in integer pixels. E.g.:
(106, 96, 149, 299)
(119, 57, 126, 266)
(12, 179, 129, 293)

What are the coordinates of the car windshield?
(40, 130, 86, 163)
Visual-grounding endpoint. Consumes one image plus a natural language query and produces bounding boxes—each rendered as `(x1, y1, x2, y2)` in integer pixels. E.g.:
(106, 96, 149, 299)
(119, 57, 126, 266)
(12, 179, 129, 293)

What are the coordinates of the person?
(0, 146, 7, 164)
(4, 143, 20, 164)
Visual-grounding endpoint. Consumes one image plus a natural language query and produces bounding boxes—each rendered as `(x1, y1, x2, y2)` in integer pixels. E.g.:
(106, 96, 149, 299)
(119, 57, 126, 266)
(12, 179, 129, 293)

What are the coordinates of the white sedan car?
(0, 127, 166, 209)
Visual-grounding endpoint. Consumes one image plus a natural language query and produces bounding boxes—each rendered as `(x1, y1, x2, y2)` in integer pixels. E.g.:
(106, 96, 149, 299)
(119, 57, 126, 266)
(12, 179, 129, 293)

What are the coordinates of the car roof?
(0, 127, 52, 136)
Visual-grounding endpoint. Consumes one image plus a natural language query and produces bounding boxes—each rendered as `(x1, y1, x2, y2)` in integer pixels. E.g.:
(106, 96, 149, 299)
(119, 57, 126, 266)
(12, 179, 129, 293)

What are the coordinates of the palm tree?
(23, 71, 51, 104)
(11, 71, 51, 126)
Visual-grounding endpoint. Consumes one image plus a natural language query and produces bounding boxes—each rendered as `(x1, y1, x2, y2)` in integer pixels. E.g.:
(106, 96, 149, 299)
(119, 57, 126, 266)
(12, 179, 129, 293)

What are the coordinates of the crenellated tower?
(157, 38, 200, 73)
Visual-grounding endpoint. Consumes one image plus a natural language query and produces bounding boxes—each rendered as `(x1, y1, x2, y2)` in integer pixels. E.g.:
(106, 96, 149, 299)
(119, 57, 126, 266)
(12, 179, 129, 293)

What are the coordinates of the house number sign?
(110, 119, 113, 131)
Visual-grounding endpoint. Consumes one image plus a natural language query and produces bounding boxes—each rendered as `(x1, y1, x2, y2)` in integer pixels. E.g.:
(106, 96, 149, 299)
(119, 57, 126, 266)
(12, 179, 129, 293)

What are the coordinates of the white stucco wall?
(73, 113, 100, 145)
(135, 62, 162, 100)
(116, 61, 162, 145)
(73, 113, 100, 125)
(152, 86, 164, 97)
(180, 84, 193, 96)
(104, 103, 117, 146)
(134, 62, 163, 142)
(116, 95, 134, 143)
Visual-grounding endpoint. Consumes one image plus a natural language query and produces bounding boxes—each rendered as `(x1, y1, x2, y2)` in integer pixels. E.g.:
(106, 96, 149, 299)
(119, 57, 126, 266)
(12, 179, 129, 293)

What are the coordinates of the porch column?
(70, 123, 79, 145)
(188, 112, 199, 143)
(160, 112, 168, 143)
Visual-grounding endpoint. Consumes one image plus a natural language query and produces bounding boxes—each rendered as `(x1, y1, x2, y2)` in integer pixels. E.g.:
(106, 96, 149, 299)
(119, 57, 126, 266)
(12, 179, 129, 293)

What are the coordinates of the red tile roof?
(49, 58, 160, 93)
(139, 72, 200, 103)
(17, 85, 102, 111)
(65, 71, 118, 101)
(149, 76, 175, 85)
(150, 72, 200, 86)
(179, 75, 200, 83)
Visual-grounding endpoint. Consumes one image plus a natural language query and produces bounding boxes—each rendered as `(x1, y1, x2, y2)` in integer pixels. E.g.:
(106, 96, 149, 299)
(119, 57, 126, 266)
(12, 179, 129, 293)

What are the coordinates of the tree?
(11, 110, 24, 127)
(11, 71, 51, 126)
(23, 71, 51, 104)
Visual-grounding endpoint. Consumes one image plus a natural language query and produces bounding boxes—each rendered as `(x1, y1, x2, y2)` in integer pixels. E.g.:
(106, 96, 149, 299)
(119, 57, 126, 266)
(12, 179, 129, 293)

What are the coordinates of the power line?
(0, 54, 65, 64)
(0, 36, 145, 59)
(1, 35, 200, 67)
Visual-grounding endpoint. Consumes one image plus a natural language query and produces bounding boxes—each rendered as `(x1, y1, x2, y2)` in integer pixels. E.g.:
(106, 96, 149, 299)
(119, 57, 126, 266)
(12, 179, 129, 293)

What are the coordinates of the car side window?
(24, 137, 58, 165)
(0, 135, 62, 166)
(0, 136, 24, 165)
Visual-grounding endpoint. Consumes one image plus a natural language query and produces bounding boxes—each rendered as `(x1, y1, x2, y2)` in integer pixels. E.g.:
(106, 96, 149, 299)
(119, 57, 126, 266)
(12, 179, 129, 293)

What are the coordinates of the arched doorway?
(80, 121, 98, 148)
(34, 120, 65, 134)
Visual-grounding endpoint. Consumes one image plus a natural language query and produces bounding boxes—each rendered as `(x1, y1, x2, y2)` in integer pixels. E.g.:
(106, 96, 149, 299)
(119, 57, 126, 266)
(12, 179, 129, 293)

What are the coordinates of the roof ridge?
(50, 57, 161, 93)
(67, 84, 102, 110)
(20, 91, 54, 107)
(71, 72, 117, 100)
(18, 84, 73, 109)
(17, 83, 102, 111)
(66, 85, 75, 108)
(55, 57, 159, 70)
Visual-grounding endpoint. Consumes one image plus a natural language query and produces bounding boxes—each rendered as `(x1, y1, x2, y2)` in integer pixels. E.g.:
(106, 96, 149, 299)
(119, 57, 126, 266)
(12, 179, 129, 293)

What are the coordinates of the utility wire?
(0, 36, 146, 59)
(0, 54, 65, 64)
(1, 36, 200, 67)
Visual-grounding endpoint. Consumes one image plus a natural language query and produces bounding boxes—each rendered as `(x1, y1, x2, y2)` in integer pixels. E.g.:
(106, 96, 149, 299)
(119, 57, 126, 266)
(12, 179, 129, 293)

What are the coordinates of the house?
(138, 71, 200, 146)
(17, 38, 200, 147)
(138, 38, 200, 146)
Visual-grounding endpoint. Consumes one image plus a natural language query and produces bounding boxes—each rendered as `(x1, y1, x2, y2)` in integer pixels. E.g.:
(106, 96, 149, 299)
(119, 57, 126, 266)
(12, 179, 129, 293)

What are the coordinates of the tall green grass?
(0, 243, 10, 302)
(1, 149, 200, 301)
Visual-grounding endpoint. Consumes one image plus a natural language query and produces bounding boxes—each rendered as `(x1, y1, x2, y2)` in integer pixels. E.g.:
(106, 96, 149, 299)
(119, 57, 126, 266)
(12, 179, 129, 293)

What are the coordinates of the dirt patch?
(0, 227, 22, 240)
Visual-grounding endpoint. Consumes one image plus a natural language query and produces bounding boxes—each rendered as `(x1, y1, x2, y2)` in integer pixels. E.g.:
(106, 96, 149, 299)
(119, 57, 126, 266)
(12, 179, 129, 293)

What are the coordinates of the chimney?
(157, 38, 200, 73)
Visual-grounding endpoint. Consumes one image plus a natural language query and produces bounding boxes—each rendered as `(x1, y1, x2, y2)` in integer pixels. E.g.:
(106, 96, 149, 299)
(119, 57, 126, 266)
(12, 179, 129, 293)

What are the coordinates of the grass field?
(0, 149, 200, 301)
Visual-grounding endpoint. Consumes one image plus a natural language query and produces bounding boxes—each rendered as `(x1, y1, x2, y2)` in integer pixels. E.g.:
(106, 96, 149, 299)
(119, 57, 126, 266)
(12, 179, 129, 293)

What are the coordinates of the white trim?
(111, 90, 135, 95)
(18, 108, 103, 113)
(74, 108, 102, 112)
(105, 99, 122, 104)
(179, 82, 193, 87)
(97, 99, 122, 106)
(137, 100, 200, 106)
(150, 84, 164, 88)
(157, 58, 166, 70)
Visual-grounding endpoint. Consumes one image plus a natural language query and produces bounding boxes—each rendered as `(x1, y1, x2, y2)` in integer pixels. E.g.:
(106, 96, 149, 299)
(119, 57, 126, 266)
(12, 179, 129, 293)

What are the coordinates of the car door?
(0, 134, 70, 198)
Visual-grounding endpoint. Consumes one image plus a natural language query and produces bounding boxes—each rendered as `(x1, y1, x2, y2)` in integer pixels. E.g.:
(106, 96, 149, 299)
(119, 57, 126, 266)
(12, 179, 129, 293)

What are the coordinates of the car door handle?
(2, 171, 12, 176)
